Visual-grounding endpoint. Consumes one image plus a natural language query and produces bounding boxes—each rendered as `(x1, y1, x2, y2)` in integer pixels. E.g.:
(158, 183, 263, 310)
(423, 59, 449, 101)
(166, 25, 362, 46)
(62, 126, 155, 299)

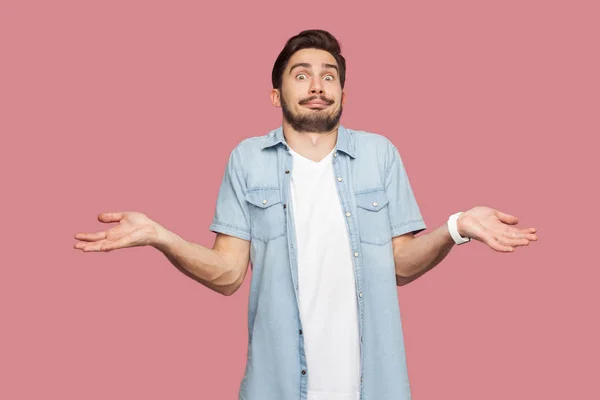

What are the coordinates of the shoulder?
(346, 127, 399, 170)
(235, 129, 275, 152)
(225, 127, 280, 170)
(347, 127, 398, 152)
(348, 127, 392, 145)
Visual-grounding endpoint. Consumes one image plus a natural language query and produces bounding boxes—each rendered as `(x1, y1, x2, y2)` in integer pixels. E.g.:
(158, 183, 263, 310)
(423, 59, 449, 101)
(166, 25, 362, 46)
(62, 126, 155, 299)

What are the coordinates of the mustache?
(299, 95, 334, 105)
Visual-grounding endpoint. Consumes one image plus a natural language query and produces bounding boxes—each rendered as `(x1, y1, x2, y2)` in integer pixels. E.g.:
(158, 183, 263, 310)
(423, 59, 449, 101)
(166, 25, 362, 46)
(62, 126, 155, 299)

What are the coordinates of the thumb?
(98, 212, 123, 223)
(496, 210, 518, 225)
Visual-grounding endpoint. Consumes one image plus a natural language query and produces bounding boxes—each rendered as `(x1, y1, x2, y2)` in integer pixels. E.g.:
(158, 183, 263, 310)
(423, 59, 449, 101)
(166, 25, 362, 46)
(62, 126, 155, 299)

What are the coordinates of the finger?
(506, 228, 538, 242)
(484, 233, 514, 252)
(100, 236, 133, 252)
(74, 241, 93, 250)
(490, 239, 514, 252)
(496, 235, 529, 248)
(98, 212, 124, 223)
(74, 231, 107, 242)
(517, 227, 537, 234)
(81, 239, 108, 252)
(526, 228, 538, 239)
(525, 232, 538, 241)
(496, 210, 519, 225)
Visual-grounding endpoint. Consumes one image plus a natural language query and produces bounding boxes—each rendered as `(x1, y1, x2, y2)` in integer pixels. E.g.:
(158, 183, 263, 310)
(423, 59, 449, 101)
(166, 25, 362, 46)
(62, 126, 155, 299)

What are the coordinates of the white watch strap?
(448, 212, 471, 245)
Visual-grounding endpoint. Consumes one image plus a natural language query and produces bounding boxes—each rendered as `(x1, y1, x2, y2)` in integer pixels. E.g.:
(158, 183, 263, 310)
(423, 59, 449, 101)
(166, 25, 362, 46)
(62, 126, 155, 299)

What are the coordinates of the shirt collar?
(260, 124, 356, 159)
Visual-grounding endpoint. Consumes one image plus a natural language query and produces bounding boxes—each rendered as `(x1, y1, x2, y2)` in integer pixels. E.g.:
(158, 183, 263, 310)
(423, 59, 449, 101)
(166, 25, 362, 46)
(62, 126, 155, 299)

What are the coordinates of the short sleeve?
(208, 146, 252, 241)
(384, 144, 427, 237)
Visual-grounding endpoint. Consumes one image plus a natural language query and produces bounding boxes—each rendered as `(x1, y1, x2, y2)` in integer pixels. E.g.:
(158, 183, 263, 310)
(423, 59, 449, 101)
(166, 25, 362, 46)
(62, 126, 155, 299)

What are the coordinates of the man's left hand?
(456, 207, 538, 252)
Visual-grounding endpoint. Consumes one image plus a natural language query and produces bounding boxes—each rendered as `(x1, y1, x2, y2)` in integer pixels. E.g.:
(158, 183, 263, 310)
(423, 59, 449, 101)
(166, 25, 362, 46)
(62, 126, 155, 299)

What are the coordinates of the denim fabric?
(209, 124, 426, 400)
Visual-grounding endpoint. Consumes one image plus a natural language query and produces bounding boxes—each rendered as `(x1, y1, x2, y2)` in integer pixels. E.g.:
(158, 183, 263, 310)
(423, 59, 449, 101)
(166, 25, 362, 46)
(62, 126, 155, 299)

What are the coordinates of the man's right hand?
(74, 211, 162, 252)
(74, 211, 251, 295)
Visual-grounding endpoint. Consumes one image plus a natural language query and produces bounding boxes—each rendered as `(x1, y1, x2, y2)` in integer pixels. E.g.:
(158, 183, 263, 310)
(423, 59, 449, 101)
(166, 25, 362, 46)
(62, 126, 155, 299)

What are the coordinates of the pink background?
(1, 0, 598, 398)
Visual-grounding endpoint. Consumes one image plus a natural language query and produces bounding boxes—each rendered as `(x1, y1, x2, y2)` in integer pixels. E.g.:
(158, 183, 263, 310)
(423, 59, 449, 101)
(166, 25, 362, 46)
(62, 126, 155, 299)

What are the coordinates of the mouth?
(299, 95, 334, 110)
(301, 101, 332, 110)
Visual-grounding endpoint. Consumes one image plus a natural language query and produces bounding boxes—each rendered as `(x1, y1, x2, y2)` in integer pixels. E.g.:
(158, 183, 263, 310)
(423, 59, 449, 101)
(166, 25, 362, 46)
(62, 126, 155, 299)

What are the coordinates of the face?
(271, 48, 345, 133)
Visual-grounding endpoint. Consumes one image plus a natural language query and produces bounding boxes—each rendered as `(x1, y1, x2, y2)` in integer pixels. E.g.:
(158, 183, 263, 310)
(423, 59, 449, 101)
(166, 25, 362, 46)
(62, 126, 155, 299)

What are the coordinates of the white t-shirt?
(289, 146, 361, 400)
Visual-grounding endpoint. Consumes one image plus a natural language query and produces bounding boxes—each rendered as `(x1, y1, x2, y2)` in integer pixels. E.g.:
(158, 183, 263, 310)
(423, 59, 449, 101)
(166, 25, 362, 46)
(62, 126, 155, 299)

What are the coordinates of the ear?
(341, 91, 346, 107)
(270, 89, 282, 107)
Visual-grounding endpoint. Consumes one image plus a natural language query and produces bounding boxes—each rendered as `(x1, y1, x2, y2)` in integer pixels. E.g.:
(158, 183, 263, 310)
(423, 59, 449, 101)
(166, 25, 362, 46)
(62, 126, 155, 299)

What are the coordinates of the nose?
(309, 77, 324, 95)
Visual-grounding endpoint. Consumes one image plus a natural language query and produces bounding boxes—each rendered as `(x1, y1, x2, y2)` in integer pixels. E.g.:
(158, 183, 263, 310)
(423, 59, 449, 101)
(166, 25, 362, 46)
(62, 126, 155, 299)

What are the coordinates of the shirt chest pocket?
(244, 188, 286, 242)
(355, 188, 392, 245)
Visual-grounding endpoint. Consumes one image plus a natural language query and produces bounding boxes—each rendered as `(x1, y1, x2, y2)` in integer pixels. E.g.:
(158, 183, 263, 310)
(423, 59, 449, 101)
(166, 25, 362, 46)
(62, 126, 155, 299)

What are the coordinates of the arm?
(153, 229, 250, 296)
(393, 208, 538, 286)
(74, 146, 253, 295)
(392, 226, 454, 286)
(150, 145, 253, 296)
(73, 211, 250, 297)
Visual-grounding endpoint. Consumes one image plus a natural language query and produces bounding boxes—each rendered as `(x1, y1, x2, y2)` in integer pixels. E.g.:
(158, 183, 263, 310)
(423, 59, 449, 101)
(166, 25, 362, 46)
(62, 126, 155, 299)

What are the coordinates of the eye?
(324, 75, 335, 81)
(296, 73, 308, 80)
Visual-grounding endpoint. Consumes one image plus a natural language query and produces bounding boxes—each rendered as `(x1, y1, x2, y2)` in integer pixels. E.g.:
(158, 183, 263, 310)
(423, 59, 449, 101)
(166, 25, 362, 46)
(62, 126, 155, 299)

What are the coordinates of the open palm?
(74, 211, 159, 252)
(458, 206, 538, 252)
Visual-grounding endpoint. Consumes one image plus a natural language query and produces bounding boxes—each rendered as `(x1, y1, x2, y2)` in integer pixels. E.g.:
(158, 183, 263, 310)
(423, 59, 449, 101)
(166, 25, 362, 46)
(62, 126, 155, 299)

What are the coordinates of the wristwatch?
(447, 212, 471, 245)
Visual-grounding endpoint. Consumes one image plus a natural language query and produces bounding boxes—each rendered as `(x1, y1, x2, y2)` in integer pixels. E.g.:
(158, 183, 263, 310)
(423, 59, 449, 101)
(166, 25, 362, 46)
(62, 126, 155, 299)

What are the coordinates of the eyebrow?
(288, 62, 339, 75)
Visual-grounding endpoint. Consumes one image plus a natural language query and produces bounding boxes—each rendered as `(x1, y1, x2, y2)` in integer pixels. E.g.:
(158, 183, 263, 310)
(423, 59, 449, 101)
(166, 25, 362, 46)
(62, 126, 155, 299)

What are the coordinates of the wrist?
(456, 212, 468, 238)
(447, 212, 471, 245)
(151, 224, 175, 251)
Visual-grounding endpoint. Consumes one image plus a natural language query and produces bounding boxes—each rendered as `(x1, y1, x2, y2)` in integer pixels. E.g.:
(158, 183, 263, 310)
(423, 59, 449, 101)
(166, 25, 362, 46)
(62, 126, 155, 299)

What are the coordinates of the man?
(74, 29, 537, 400)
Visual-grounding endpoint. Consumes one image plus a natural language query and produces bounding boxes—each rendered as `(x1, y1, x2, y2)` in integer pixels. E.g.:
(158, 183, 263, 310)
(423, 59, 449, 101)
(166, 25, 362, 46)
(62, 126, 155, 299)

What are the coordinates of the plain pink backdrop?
(1, 0, 598, 398)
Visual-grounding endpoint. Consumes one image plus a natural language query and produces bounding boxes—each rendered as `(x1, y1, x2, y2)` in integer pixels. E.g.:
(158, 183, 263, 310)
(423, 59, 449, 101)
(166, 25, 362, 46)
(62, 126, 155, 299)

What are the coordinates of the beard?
(281, 94, 343, 133)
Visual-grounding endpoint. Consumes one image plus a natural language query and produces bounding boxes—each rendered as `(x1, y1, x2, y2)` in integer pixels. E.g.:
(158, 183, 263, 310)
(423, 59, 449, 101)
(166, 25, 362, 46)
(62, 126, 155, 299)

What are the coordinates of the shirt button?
(361, 376, 364, 383)
(283, 204, 287, 209)
(262, 199, 267, 205)
(372, 201, 378, 207)
(337, 177, 342, 182)
(359, 291, 363, 297)
(285, 170, 290, 174)
(299, 329, 303, 334)
(345, 211, 351, 217)
(354, 251, 359, 257)
(302, 370, 307, 375)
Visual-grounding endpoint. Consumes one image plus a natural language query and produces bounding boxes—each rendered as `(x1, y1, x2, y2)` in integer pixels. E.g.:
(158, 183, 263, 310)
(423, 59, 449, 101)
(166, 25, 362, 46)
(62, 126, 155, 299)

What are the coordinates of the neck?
(282, 120, 339, 162)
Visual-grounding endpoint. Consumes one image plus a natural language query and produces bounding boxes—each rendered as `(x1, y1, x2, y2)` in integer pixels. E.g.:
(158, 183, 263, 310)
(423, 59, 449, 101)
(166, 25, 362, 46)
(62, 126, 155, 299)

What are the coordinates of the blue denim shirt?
(209, 124, 427, 400)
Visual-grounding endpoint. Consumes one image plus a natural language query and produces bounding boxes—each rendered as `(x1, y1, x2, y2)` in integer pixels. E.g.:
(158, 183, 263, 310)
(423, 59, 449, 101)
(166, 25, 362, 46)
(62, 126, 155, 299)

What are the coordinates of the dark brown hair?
(271, 29, 346, 90)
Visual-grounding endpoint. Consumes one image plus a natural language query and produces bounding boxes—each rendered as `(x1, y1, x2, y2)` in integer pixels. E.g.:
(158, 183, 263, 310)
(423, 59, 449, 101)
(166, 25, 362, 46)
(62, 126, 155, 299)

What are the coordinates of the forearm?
(151, 227, 238, 296)
(394, 223, 455, 285)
